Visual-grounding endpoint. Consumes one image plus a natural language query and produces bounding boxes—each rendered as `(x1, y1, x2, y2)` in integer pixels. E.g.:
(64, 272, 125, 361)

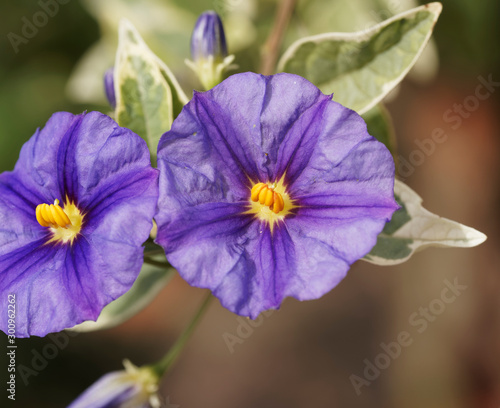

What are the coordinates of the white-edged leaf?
(364, 180, 487, 265)
(362, 103, 397, 156)
(278, 2, 442, 114)
(115, 19, 188, 165)
(71, 262, 175, 332)
(153, 54, 190, 116)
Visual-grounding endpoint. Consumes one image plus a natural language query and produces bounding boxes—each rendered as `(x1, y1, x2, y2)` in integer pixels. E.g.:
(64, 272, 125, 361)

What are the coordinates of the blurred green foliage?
(434, 0, 500, 72)
(0, 1, 99, 172)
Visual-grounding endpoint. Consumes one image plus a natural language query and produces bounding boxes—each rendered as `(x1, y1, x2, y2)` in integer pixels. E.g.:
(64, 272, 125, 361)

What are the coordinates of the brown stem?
(259, 0, 297, 75)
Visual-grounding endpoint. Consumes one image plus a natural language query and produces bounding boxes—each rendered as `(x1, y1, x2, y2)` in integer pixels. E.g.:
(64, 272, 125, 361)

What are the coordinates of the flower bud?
(103, 67, 116, 109)
(186, 11, 235, 90)
(68, 360, 160, 408)
(191, 11, 228, 63)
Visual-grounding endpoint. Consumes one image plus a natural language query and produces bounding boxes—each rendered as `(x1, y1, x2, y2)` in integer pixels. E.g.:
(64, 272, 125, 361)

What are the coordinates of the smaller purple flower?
(186, 10, 234, 90)
(0, 111, 158, 337)
(155, 72, 399, 318)
(104, 67, 116, 109)
(68, 360, 160, 408)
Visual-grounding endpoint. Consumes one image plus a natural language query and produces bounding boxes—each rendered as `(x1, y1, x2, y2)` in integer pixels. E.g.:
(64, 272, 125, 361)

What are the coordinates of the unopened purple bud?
(104, 67, 116, 109)
(191, 11, 228, 63)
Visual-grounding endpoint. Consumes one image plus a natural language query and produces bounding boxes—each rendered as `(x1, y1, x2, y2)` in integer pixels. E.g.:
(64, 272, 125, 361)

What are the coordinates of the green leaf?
(363, 180, 487, 265)
(115, 19, 188, 165)
(278, 3, 442, 114)
(362, 103, 397, 156)
(154, 55, 190, 118)
(71, 260, 175, 332)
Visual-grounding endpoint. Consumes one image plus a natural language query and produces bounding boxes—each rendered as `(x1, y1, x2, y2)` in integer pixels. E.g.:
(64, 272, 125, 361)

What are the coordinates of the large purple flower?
(0, 111, 158, 337)
(155, 72, 398, 318)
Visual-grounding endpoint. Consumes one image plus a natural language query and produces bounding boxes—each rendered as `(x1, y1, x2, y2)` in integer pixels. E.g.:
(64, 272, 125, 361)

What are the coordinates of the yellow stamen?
(35, 197, 84, 245)
(251, 183, 285, 214)
(246, 175, 296, 233)
(272, 192, 284, 214)
(35, 205, 49, 227)
(251, 183, 266, 202)
(36, 199, 72, 229)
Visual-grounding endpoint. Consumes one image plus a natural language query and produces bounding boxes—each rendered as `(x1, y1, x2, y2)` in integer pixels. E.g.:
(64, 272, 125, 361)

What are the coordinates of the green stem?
(151, 292, 212, 377)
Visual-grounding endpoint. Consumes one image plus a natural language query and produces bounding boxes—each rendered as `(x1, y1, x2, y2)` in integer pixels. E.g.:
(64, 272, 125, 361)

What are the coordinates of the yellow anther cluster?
(36, 199, 72, 229)
(250, 183, 285, 214)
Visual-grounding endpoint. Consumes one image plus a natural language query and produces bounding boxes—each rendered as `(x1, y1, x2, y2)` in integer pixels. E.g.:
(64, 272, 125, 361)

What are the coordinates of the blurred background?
(0, 0, 499, 407)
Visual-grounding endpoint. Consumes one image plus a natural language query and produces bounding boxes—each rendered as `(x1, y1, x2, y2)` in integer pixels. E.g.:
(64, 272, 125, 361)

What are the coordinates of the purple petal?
(210, 221, 355, 317)
(8, 111, 76, 205)
(157, 200, 277, 317)
(68, 371, 138, 408)
(11, 111, 155, 208)
(0, 177, 49, 257)
(0, 243, 101, 337)
(157, 201, 254, 290)
(157, 73, 328, 193)
(287, 102, 396, 206)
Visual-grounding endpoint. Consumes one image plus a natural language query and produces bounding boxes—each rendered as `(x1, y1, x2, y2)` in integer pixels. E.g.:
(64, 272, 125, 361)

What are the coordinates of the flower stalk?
(68, 292, 212, 407)
(259, 0, 297, 75)
(151, 291, 212, 377)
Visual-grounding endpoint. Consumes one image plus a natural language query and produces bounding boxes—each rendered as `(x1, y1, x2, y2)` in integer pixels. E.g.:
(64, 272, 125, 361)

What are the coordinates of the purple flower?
(68, 360, 160, 408)
(104, 67, 116, 109)
(0, 111, 158, 337)
(155, 72, 399, 318)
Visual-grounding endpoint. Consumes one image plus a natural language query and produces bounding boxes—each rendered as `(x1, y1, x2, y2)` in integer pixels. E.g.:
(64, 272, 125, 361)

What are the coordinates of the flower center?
(250, 183, 285, 214)
(36, 198, 83, 245)
(246, 176, 296, 232)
